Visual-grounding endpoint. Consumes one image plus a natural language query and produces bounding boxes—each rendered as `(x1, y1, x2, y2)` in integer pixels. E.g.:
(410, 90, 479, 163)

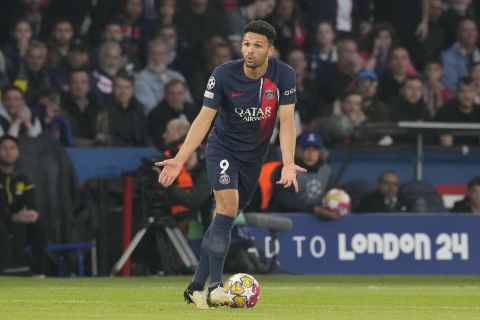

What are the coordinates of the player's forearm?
(279, 106, 296, 166)
(175, 107, 216, 163)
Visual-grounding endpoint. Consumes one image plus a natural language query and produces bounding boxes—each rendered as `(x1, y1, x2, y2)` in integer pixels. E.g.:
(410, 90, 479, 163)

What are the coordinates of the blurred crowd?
(0, 0, 479, 148)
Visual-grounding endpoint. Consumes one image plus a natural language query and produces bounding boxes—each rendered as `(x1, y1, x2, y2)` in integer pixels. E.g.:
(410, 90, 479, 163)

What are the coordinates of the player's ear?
(267, 45, 274, 58)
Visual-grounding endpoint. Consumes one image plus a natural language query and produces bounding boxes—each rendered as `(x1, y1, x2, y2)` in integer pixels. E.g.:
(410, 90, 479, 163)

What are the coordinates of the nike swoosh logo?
(232, 92, 244, 97)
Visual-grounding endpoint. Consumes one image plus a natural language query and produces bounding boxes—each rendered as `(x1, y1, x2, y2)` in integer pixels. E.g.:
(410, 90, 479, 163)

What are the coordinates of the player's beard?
(245, 55, 268, 70)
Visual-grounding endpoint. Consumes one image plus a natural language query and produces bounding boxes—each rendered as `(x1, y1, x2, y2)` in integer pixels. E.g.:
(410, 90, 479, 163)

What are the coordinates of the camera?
(135, 156, 168, 219)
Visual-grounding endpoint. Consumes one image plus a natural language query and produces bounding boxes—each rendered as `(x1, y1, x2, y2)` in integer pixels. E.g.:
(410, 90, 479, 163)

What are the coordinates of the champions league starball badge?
(207, 76, 215, 90)
(219, 173, 230, 185)
(264, 89, 275, 100)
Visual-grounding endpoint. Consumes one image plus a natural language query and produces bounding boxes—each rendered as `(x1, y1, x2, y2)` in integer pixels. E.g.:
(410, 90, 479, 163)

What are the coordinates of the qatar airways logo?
(234, 107, 272, 122)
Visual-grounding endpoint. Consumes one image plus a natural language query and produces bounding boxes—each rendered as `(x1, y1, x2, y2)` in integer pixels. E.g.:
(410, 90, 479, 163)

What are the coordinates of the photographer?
(160, 118, 211, 233)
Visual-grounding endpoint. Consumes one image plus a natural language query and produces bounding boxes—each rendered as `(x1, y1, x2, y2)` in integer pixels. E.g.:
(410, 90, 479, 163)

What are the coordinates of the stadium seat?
(400, 181, 447, 213)
(47, 241, 97, 277)
(340, 179, 376, 210)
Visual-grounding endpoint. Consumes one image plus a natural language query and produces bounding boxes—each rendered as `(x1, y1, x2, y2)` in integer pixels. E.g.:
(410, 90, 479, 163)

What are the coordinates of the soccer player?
(155, 20, 306, 309)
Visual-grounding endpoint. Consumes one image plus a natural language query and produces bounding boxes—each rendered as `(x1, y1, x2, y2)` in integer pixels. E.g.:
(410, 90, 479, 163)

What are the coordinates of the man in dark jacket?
(147, 79, 198, 150)
(106, 71, 146, 146)
(62, 68, 108, 146)
(355, 170, 410, 213)
(452, 176, 480, 214)
(0, 135, 47, 275)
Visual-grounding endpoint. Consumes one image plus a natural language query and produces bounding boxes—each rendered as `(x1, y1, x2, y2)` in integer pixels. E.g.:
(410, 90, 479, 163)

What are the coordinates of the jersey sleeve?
(278, 66, 297, 106)
(202, 67, 224, 110)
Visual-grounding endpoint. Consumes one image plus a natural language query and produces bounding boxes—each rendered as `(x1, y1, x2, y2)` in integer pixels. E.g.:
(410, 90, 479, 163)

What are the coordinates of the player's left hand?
(276, 164, 307, 193)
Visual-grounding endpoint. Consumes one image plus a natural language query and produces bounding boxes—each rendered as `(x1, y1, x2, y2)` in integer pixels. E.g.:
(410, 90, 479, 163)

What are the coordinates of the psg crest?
(264, 89, 275, 100)
(219, 173, 230, 185)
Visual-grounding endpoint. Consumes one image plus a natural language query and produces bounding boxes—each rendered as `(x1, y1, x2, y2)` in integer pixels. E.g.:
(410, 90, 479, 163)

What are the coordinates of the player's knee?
(209, 240, 228, 259)
(216, 201, 238, 216)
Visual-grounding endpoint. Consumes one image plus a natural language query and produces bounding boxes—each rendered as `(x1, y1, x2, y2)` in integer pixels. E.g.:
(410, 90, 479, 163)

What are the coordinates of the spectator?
(316, 36, 363, 106)
(157, 25, 186, 72)
(62, 69, 108, 146)
(188, 42, 233, 105)
(2, 18, 32, 82)
(306, 20, 337, 77)
(423, 59, 453, 117)
(99, 21, 139, 72)
(35, 87, 74, 146)
(48, 40, 90, 91)
(147, 79, 198, 149)
(336, 89, 366, 127)
(435, 76, 480, 146)
(355, 170, 410, 213)
(269, 0, 307, 57)
(270, 132, 337, 219)
(155, 0, 178, 29)
(421, 0, 447, 60)
(116, 0, 146, 58)
(101, 20, 124, 44)
(287, 48, 323, 124)
(47, 18, 75, 68)
(440, 0, 478, 47)
(311, 89, 365, 146)
(135, 38, 190, 115)
(362, 23, 398, 75)
(389, 76, 432, 122)
(356, 70, 389, 123)
(18, 40, 51, 101)
(452, 176, 480, 214)
(162, 117, 190, 148)
(299, 0, 370, 36)
(177, 0, 222, 61)
(0, 86, 41, 138)
(441, 17, 480, 92)
(223, 0, 276, 57)
(378, 46, 416, 102)
(92, 41, 125, 104)
(19, 0, 54, 39)
(106, 72, 146, 146)
(0, 135, 47, 276)
(372, 0, 430, 67)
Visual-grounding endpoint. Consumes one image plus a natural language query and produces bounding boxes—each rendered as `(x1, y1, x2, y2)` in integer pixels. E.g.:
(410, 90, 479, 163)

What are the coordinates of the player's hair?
(467, 176, 480, 190)
(243, 20, 276, 45)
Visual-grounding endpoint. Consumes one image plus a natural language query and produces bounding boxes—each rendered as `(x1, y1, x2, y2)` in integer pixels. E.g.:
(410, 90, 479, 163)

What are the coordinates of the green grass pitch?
(1, 276, 480, 320)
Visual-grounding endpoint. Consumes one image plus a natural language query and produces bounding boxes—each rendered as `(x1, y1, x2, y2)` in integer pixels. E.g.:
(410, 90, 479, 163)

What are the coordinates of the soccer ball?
(322, 188, 351, 216)
(223, 273, 261, 308)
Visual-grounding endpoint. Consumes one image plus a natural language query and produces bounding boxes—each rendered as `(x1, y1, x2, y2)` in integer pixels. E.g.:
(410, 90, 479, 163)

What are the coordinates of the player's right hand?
(154, 158, 183, 187)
